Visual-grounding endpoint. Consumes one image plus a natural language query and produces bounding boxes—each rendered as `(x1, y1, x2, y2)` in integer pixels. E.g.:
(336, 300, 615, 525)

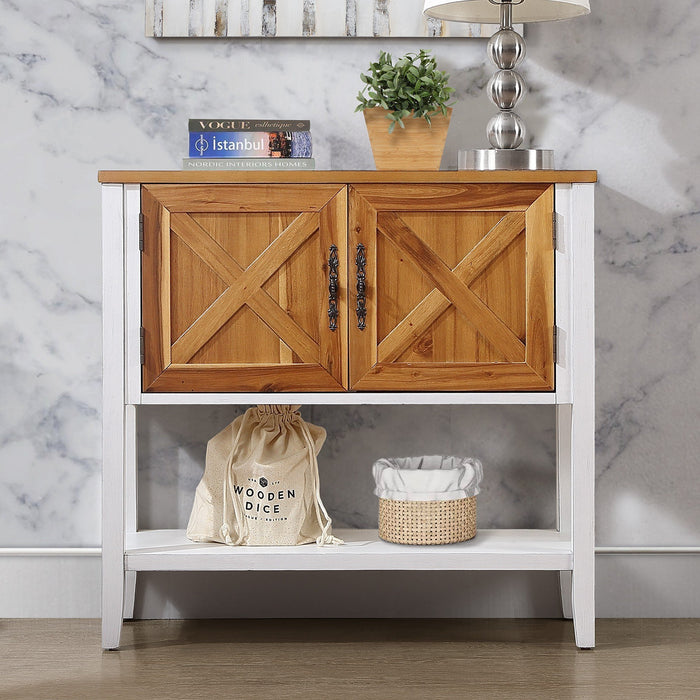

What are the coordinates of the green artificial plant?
(355, 49, 455, 132)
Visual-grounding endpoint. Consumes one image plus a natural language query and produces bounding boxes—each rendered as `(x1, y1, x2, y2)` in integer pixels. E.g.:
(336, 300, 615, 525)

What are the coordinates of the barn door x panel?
(141, 184, 347, 392)
(348, 184, 555, 391)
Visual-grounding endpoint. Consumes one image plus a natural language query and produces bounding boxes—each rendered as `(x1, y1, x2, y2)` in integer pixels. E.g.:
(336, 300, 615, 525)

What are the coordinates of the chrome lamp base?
(458, 0, 556, 171)
(459, 148, 554, 171)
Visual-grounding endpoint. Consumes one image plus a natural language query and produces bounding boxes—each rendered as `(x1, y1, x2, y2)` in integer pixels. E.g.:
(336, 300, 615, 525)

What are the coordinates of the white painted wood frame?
(568, 182, 596, 648)
(124, 185, 142, 620)
(101, 178, 595, 649)
(101, 184, 126, 650)
(555, 183, 574, 620)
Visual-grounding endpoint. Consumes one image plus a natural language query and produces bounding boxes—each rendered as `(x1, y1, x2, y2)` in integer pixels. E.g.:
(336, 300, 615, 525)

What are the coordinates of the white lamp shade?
(423, 0, 590, 23)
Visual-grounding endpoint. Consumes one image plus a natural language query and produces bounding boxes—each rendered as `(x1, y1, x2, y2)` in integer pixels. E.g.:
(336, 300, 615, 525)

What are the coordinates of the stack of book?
(183, 119, 314, 170)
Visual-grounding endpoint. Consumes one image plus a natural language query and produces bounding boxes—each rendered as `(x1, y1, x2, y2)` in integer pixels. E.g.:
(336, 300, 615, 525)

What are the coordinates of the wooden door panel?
(142, 185, 347, 392)
(144, 184, 343, 212)
(378, 211, 526, 361)
(262, 233, 321, 344)
(146, 364, 348, 393)
(169, 232, 227, 343)
(389, 231, 528, 365)
(348, 363, 553, 392)
(351, 183, 553, 212)
(189, 212, 282, 267)
(394, 307, 513, 364)
(349, 184, 554, 392)
(524, 186, 555, 385)
(470, 234, 526, 348)
(189, 307, 294, 365)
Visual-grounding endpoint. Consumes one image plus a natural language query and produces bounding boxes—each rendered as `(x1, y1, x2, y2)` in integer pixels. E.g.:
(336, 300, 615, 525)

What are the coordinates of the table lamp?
(423, 0, 590, 170)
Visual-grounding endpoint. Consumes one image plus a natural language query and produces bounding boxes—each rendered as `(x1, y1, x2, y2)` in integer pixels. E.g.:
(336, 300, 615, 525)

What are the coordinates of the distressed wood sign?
(145, 0, 498, 38)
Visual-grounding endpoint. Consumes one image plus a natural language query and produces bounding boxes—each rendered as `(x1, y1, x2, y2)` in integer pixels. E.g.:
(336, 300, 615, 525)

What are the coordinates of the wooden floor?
(1, 619, 698, 699)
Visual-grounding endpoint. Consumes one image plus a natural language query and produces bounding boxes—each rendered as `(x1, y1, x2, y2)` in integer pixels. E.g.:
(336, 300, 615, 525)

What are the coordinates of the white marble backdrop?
(1, 0, 699, 562)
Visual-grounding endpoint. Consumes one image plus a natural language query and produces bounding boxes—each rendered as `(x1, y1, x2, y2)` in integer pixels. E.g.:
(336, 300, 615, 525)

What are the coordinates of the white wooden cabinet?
(100, 170, 596, 650)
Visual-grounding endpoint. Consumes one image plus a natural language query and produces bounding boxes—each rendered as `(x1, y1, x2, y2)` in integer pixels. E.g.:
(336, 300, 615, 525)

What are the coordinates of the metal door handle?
(355, 243, 367, 331)
(327, 245, 339, 331)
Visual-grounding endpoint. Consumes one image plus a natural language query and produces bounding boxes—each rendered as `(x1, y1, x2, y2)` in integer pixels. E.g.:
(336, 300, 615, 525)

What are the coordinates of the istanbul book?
(189, 131, 312, 158)
(189, 119, 310, 132)
(183, 158, 315, 170)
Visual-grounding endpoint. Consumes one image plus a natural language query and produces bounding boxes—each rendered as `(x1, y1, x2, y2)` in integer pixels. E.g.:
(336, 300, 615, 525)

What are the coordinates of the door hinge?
(139, 327, 145, 365)
(552, 212, 558, 250)
(139, 213, 144, 251)
(553, 325, 559, 364)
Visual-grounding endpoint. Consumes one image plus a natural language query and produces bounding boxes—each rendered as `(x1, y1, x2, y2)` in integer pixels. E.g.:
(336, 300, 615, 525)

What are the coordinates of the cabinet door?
(349, 184, 554, 391)
(141, 184, 347, 392)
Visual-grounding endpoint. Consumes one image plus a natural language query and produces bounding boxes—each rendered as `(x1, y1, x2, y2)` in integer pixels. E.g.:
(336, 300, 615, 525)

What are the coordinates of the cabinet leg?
(123, 571, 137, 620)
(123, 404, 138, 622)
(572, 565, 595, 649)
(102, 561, 124, 650)
(559, 570, 573, 619)
(102, 395, 126, 649)
(569, 398, 595, 648)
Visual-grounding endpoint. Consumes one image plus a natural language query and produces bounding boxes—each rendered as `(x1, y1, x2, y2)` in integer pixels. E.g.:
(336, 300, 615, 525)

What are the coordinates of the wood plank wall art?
(145, 0, 500, 38)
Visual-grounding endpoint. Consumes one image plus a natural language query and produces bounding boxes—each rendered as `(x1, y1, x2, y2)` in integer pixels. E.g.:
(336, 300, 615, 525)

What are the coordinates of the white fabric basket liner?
(373, 456, 483, 502)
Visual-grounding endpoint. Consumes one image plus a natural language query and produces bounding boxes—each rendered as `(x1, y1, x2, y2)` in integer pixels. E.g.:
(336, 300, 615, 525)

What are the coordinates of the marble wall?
(1, 0, 698, 609)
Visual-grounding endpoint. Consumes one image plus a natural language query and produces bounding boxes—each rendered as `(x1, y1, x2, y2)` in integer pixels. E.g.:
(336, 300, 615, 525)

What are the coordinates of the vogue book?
(189, 119, 310, 132)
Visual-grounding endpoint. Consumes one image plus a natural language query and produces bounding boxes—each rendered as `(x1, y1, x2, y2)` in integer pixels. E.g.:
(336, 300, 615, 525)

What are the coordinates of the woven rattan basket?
(378, 496, 477, 545)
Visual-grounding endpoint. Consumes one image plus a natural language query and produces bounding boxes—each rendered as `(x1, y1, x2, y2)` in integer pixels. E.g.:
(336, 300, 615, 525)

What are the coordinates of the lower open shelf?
(125, 529, 573, 572)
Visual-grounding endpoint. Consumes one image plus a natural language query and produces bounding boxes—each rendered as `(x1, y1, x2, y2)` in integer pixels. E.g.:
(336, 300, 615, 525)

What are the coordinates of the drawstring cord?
(220, 416, 248, 546)
(299, 419, 343, 547)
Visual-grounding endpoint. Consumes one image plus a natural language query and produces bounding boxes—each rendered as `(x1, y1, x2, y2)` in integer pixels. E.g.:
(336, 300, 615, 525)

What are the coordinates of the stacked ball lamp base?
(464, 0, 553, 170)
(424, 0, 592, 170)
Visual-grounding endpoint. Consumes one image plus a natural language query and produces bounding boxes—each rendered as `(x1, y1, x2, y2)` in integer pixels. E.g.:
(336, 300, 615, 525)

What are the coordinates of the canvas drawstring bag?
(187, 405, 341, 546)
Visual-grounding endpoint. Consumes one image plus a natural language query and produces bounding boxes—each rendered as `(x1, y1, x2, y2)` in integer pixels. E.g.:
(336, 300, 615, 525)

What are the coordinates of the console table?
(99, 170, 596, 649)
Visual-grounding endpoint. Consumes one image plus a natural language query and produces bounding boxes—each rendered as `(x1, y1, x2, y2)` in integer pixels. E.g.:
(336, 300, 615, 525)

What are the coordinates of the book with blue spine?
(189, 131, 312, 158)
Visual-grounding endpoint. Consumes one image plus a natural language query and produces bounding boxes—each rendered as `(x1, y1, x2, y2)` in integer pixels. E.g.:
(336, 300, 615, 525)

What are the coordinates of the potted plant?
(356, 49, 455, 170)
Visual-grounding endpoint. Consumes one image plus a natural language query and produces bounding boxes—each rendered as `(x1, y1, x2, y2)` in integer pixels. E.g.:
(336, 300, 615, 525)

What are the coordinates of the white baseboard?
(0, 554, 101, 618)
(1, 549, 698, 619)
(596, 554, 700, 617)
